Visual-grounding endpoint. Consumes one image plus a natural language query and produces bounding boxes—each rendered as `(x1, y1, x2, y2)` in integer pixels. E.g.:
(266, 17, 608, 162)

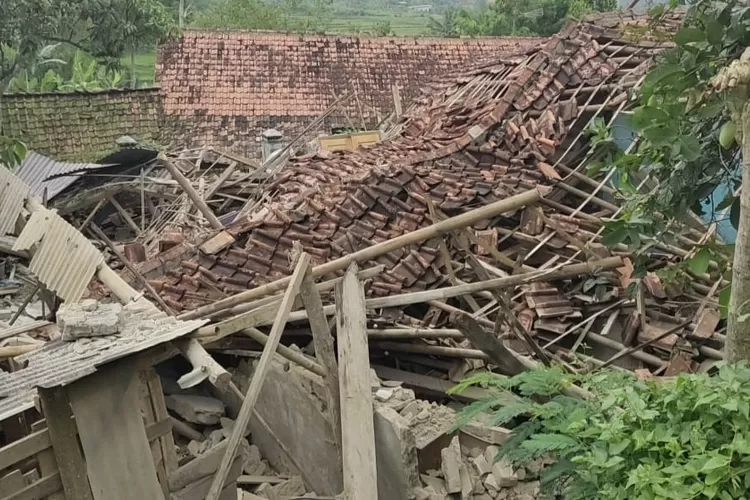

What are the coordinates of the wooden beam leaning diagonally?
(298, 269, 342, 453)
(336, 263, 378, 500)
(205, 253, 312, 500)
(180, 188, 543, 320)
(158, 153, 223, 230)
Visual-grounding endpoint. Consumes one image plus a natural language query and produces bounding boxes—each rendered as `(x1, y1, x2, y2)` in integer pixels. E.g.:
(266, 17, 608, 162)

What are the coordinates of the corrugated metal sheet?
(0, 307, 208, 420)
(0, 167, 31, 236)
(13, 207, 103, 302)
(15, 151, 110, 200)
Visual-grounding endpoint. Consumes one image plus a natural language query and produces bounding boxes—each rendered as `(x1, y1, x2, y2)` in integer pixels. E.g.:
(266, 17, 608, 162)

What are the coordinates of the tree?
(0, 0, 176, 167)
(430, 0, 617, 37)
(596, 0, 750, 360)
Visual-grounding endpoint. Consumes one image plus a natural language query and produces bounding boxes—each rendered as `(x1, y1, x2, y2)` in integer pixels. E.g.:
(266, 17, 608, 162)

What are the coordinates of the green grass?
(313, 12, 432, 35)
(120, 52, 158, 86)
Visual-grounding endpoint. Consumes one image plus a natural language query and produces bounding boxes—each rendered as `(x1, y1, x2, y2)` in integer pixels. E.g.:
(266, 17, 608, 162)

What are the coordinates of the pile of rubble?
(417, 437, 551, 500)
(0, 9, 722, 500)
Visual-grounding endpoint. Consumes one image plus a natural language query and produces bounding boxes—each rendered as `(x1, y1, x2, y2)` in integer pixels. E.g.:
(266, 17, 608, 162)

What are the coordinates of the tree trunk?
(726, 101, 750, 361)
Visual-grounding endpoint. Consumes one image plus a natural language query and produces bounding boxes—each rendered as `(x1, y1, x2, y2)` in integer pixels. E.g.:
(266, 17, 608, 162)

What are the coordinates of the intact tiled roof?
(140, 12, 679, 312)
(157, 31, 542, 119)
(0, 88, 161, 161)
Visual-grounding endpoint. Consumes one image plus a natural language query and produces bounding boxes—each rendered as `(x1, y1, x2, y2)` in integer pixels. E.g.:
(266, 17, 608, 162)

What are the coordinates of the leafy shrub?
(450, 363, 750, 499)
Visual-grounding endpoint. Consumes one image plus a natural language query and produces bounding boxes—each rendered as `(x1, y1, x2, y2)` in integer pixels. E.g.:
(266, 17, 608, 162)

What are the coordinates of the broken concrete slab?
(166, 394, 226, 425)
(58, 301, 121, 340)
(441, 436, 462, 494)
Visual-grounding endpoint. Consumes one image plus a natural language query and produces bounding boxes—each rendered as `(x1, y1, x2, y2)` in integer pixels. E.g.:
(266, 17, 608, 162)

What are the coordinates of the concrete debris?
(415, 430, 546, 500)
(441, 436, 462, 493)
(57, 300, 121, 340)
(166, 394, 226, 425)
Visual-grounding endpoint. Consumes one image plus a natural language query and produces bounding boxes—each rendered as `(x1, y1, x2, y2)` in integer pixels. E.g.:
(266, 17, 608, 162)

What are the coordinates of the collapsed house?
(0, 9, 723, 500)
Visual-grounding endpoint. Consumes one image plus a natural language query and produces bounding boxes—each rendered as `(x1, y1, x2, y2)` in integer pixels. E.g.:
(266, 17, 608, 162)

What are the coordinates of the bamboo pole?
(159, 153, 223, 230)
(180, 188, 543, 320)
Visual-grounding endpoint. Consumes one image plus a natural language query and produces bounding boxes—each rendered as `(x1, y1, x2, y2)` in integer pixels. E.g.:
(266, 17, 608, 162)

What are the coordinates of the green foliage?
(373, 20, 393, 36)
(429, 0, 616, 37)
(0, 0, 177, 87)
(600, 1, 750, 237)
(0, 137, 27, 169)
(451, 364, 750, 499)
(8, 51, 125, 93)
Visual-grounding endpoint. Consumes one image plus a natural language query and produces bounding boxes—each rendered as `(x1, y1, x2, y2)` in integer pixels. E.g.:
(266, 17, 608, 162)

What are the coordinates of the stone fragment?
(472, 454, 492, 476)
(459, 462, 473, 500)
(441, 436, 462, 493)
(483, 472, 499, 494)
(492, 459, 518, 487)
(165, 394, 225, 425)
(375, 388, 394, 401)
(80, 299, 98, 312)
(420, 474, 447, 496)
(471, 495, 493, 500)
(414, 487, 431, 500)
(484, 445, 499, 465)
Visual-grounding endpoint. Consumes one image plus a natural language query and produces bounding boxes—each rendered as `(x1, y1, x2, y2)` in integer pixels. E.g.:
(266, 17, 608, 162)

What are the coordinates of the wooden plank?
(236, 475, 286, 486)
(453, 313, 526, 376)
(298, 270, 342, 452)
(0, 428, 51, 471)
(199, 231, 236, 255)
(0, 470, 24, 497)
(336, 263, 378, 500)
(205, 253, 312, 500)
(173, 458, 242, 500)
(372, 365, 489, 402)
(67, 362, 164, 500)
(29, 421, 64, 500)
(38, 387, 93, 500)
(138, 371, 168, 499)
(6, 473, 63, 500)
(146, 373, 178, 477)
(168, 439, 232, 492)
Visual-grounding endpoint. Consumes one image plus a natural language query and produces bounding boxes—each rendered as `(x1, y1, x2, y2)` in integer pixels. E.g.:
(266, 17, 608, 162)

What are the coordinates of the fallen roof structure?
(0, 10, 725, 500)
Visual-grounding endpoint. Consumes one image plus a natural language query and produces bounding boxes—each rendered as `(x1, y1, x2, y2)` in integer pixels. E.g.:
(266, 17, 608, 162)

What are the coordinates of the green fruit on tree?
(720, 121, 737, 148)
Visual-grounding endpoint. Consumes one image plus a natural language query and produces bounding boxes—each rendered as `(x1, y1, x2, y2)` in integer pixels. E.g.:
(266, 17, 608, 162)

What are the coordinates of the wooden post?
(159, 153, 223, 230)
(180, 188, 543, 320)
(336, 263, 378, 500)
(67, 361, 164, 500)
(38, 387, 94, 500)
(205, 254, 312, 500)
(298, 270, 342, 452)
